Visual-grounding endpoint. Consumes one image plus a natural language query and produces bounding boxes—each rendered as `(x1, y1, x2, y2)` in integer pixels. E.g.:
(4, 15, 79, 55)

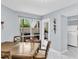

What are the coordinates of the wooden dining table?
(1, 41, 40, 59)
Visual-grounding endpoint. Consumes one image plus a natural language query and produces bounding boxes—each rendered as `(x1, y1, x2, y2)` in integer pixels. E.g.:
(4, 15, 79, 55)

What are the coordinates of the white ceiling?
(1, 0, 77, 15)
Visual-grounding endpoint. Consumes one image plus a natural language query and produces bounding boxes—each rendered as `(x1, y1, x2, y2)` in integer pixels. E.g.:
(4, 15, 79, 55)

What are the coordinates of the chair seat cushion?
(35, 50, 45, 58)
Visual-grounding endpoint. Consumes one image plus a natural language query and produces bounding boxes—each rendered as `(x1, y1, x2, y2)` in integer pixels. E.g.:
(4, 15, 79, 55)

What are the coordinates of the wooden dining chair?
(30, 38, 41, 43)
(34, 40, 51, 59)
(1, 52, 10, 59)
(14, 36, 22, 42)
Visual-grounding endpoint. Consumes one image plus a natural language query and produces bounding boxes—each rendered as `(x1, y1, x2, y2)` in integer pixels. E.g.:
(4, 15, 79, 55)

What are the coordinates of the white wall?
(61, 15, 67, 52)
(42, 3, 78, 52)
(1, 5, 20, 42)
(1, 5, 41, 42)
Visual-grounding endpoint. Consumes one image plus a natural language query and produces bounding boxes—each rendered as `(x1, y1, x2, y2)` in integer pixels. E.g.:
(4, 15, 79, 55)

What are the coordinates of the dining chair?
(24, 37, 31, 42)
(1, 52, 10, 59)
(14, 36, 22, 42)
(34, 40, 51, 59)
(30, 37, 41, 43)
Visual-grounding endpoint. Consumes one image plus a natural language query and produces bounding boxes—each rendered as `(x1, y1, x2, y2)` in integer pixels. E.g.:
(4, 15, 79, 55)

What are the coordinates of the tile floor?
(47, 46, 78, 59)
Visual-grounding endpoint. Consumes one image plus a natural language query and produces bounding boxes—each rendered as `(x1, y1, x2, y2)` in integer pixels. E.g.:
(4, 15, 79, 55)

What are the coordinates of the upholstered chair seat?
(35, 50, 45, 58)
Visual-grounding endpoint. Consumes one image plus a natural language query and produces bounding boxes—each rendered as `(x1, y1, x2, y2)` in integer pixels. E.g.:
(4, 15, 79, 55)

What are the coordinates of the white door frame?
(40, 18, 50, 41)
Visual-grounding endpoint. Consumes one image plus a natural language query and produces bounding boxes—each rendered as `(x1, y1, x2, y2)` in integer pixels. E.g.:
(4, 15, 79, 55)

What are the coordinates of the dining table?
(1, 41, 40, 59)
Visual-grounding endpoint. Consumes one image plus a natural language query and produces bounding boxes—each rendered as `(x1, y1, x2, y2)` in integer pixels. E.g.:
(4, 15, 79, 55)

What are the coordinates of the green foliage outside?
(44, 23, 48, 33)
(20, 19, 30, 27)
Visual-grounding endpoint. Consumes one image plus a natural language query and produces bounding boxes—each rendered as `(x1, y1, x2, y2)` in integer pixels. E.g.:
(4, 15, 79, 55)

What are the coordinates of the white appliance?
(68, 26, 78, 47)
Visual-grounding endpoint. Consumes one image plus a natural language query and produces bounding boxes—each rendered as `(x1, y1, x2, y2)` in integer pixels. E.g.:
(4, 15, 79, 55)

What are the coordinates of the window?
(19, 17, 40, 40)
(20, 19, 30, 28)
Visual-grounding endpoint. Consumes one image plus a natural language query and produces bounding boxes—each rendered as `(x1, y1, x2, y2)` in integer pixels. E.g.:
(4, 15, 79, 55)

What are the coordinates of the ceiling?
(1, 0, 77, 16)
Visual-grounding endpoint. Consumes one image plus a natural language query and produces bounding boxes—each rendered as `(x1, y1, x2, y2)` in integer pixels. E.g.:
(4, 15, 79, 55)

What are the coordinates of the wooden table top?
(11, 42, 40, 57)
(1, 42, 40, 57)
(1, 42, 16, 53)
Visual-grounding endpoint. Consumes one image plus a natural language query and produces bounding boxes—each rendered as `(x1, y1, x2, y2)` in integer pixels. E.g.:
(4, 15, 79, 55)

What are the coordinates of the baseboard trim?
(50, 48, 67, 54)
(50, 48, 61, 54)
(61, 49, 68, 54)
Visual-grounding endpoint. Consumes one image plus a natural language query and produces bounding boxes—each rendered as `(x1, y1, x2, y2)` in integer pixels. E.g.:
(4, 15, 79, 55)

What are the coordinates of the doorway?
(67, 15, 78, 47)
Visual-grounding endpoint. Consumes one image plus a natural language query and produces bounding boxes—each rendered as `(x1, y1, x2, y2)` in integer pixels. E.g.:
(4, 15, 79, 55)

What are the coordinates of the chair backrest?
(14, 36, 22, 42)
(40, 40, 51, 59)
(45, 41, 51, 59)
(30, 38, 41, 43)
(46, 41, 51, 52)
(41, 40, 48, 50)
